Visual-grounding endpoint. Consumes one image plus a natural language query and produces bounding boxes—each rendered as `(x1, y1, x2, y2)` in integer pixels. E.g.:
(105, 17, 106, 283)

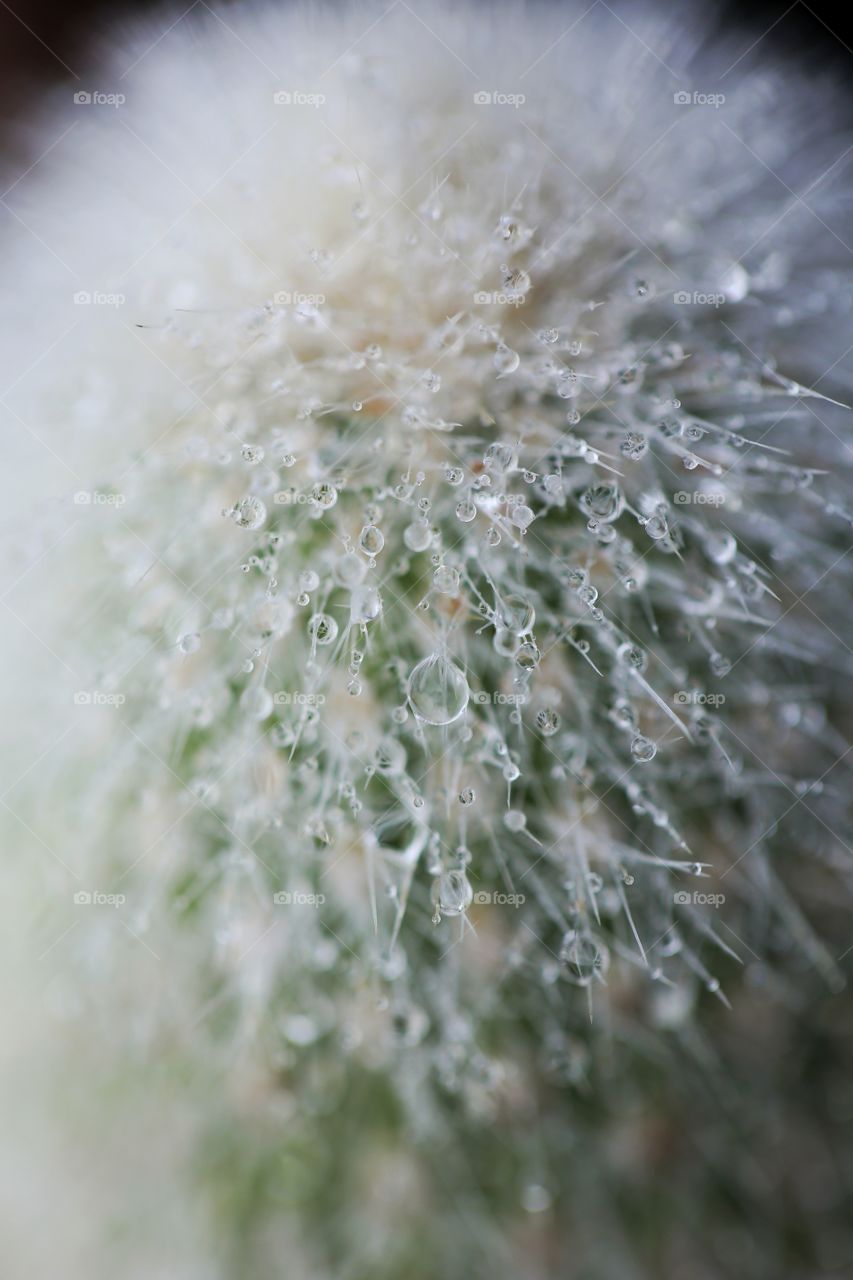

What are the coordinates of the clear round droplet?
(434, 565, 460, 594)
(308, 613, 338, 645)
(404, 520, 432, 552)
(630, 735, 657, 762)
(359, 524, 385, 556)
(408, 653, 469, 725)
(232, 496, 267, 530)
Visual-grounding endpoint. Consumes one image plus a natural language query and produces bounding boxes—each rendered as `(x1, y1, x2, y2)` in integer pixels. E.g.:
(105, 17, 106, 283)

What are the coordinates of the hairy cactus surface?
(1, 3, 852, 1278)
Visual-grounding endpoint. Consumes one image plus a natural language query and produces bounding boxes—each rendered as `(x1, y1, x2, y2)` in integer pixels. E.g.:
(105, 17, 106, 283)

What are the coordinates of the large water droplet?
(408, 653, 469, 725)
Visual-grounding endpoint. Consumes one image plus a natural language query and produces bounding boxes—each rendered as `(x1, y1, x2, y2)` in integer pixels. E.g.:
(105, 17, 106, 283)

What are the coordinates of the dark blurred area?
(1, 0, 852, 117)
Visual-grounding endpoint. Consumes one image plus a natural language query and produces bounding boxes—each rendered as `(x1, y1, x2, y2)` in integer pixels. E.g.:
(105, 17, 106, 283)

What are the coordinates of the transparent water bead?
(493, 344, 520, 377)
(403, 520, 432, 552)
(510, 505, 535, 530)
(179, 632, 201, 655)
(431, 868, 473, 918)
(308, 613, 338, 645)
(434, 565, 460, 594)
(705, 530, 737, 565)
(536, 709, 560, 736)
(232, 496, 267, 530)
(350, 586, 382, 624)
(630, 735, 657, 762)
(408, 653, 469, 725)
(484, 442, 517, 472)
(620, 431, 648, 461)
(559, 930, 610, 986)
(580, 484, 624, 523)
(499, 594, 535, 634)
(312, 482, 338, 509)
(359, 524, 384, 556)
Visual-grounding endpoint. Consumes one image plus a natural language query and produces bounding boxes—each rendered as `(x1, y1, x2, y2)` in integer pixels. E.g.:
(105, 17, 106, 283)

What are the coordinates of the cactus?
(1, 4, 851, 1277)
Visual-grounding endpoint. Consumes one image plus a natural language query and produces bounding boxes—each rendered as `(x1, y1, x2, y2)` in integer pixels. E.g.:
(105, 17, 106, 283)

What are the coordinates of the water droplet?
(308, 613, 338, 645)
(456, 500, 477, 523)
(560, 930, 610, 985)
(522, 1185, 553, 1213)
(404, 520, 432, 552)
(499, 595, 535, 634)
(515, 642, 540, 670)
(484, 442, 517, 472)
(504, 809, 526, 832)
(630, 735, 657, 762)
(617, 642, 647, 672)
(179, 632, 201, 654)
(493, 344, 520, 377)
(709, 652, 731, 677)
(312, 482, 338, 509)
(431, 868, 473, 917)
(644, 514, 668, 541)
(434, 565, 460, 593)
(536, 708, 560, 736)
(359, 524, 385, 556)
(408, 653, 469, 725)
(232, 496, 267, 530)
(620, 431, 648, 461)
(241, 443, 264, 464)
(350, 586, 382, 624)
(458, 787, 476, 805)
(510, 505, 534, 530)
(580, 484, 624, 523)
